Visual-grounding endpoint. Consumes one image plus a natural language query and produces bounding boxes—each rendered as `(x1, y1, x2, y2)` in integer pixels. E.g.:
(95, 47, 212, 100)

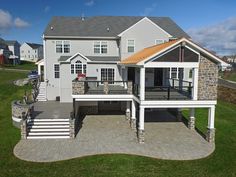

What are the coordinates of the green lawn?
(0, 61, 37, 71)
(220, 71, 236, 82)
(0, 70, 236, 177)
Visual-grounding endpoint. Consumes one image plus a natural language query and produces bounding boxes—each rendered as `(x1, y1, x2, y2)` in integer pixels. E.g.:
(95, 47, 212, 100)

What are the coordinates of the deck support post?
(126, 101, 131, 120)
(192, 68, 199, 100)
(188, 108, 195, 130)
(138, 106, 145, 143)
(206, 106, 215, 143)
(131, 100, 136, 129)
(177, 108, 182, 121)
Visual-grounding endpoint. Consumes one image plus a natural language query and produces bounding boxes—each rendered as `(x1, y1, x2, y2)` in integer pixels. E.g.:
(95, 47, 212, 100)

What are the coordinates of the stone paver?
(14, 108, 214, 162)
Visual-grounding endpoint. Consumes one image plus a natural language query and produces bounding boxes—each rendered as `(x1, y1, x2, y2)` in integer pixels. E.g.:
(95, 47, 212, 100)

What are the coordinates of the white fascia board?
(140, 100, 217, 108)
(87, 61, 118, 64)
(117, 17, 172, 37)
(65, 52, 91, 62)
(144, 62, 199, 68)
(118, 63, 141, 67)
(73, 94, 134, 101)
(44, 36, 118, 40)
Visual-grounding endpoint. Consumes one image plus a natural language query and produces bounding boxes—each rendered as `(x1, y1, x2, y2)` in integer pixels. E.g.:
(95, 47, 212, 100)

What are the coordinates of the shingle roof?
(58, 56, 71, 62)
(26, 43, 43, 49)
(120, 40, 180, 64)
(86, 56, 120, 62)
(44, 16, 190, 38)
(5, 40, 19, 46)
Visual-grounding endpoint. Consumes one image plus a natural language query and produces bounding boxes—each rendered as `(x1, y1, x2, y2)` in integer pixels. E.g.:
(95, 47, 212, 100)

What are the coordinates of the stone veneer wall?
(198, 55, 218, 100)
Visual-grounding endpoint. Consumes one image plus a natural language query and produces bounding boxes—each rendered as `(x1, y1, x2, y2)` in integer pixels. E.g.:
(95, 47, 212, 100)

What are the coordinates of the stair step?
(28, 132, 70, 136)
(29, 128, 69, 132)
(29, 125, 70, 128)
(28, 122, 69, 125)
(30, 118, 69, 122)
(27, 136, 70, 139)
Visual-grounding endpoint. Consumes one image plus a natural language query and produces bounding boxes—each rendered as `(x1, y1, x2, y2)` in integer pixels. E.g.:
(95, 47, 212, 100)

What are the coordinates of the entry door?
(154, 68, 163, 86)
(128, 67, 135, 81)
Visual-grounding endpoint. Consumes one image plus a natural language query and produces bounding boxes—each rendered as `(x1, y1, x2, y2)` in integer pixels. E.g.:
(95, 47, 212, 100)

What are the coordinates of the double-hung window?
(56, 41, 70, 53)
(101, 68, 114, 84)
(54, 64, 60, 78)
(127, 40, 135, 53)
(94, 41, 108, 54)
(56, 41, 63, 53)
(171, 68, 177, 78)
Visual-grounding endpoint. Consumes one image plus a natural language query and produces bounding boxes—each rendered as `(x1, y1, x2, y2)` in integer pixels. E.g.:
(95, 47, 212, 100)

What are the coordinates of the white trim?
(65, 52, 91, 62)
(208, 106, 215, 129)
(145, 62, 199, 68)
(140, 100, 217, 108)
(127, 39, 135, 53)
(192, 68, 199, 100)
(100, 67, 115, 82)
(74, 94, 134, 101)
(155, 39, 166, 45)
(118, 17, 172, 37)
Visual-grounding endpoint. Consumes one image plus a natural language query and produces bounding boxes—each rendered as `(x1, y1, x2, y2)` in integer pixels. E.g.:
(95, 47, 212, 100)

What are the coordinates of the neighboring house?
(4, 40, 21, 64)
(20, 42, 43, 62)
(35, 16, 227, 141)
(0, 38, 18, 65)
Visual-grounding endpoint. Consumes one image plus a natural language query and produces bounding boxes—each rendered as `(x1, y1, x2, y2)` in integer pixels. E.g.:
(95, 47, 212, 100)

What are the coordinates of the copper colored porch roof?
(120, 39, 180, 65)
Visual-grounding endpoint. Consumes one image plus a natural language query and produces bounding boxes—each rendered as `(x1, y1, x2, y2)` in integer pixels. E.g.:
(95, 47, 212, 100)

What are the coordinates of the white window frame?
(54, 63, 60, 78)
(127, 39, 135, 53)
(101, 68, 115, 84)
(71, 60, 86, 75)
(155, 39, 166, 45)
(56, 41, 70, 53)
(93, 41, 108, 54)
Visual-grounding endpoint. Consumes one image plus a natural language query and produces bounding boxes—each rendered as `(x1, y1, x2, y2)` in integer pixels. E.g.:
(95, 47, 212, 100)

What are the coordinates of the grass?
(220, 71, 236, 82)
(0, 70, 236, 177)
(0, 61, 37, 71)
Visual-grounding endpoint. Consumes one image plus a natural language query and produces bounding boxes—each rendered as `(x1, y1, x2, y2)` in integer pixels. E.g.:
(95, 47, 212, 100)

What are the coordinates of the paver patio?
(14, 103, 214, 162)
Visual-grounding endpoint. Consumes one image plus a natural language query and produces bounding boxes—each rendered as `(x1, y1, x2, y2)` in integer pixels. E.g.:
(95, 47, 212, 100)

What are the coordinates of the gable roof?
(5, 40, 19, 46)
(26, 43, 43, 49)
(120, 38, 227, 66)
(44, 16, 190, 38)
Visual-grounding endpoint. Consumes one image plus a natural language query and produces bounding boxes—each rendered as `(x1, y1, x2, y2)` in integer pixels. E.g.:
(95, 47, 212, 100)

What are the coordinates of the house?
(20, 42, 43, 62)
(0, 38, 18, 65)
(4, 40, 21, 64)
(35, 16, 227, 142)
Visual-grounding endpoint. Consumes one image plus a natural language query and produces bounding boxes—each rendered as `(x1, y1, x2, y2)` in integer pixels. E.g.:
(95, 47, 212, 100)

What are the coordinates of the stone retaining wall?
(198, 55, 218, 100)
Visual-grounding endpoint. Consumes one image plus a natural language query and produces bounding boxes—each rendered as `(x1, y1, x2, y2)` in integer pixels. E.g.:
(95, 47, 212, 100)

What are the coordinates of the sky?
(0, 0, 236, 56)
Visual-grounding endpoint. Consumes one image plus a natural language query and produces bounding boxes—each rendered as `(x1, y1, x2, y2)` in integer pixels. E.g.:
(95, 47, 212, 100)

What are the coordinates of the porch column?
(122, 67, 128, 89)
(126, 101, 131, 120)
(192, 68, 199, 100)
(140, 67, 145, 100)
(206, 106, 215, 143)
(188, 108, 195, 130)
(131, 100, 136, 129)
(138, 106, 145, 143)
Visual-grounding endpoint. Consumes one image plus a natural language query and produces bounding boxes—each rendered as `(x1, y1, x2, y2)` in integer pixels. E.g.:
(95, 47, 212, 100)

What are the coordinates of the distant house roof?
(5, 40, 19, 46)
(26, 43, 43, 49)
(120, 38, 227, 66)
(44, 16, 190, 38)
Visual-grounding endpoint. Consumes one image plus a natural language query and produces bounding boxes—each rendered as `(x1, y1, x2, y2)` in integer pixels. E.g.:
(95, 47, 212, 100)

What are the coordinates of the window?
(54, 64, 60, 78)
(28, 50, 30, 53)
(64, 41, 70, 53)
(94, 41, 108, 54)
(101, 68, 115, 84)
(56, 41, 63, 53)
(71, 64, 74, 74)
(35, 50, 37, 53)
(127, 40, 135, 53)
(71, 60, 86, 74)
(171, 68, 177, 78)
(155, 39, 165, 45)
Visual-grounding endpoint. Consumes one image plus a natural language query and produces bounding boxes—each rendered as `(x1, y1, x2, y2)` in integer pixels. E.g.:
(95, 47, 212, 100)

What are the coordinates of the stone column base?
(138, 130, 145, 143)
(188, 117, 195, 130)
(130, 118, 136, 130)
(206, 128, 215, 143)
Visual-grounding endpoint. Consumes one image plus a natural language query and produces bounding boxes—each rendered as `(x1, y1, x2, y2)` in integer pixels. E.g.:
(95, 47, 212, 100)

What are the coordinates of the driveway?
(14, 107, 214, 162)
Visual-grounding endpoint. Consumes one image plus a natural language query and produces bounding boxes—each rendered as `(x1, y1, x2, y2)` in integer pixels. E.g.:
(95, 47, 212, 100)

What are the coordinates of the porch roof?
(119, 37, 227, 66)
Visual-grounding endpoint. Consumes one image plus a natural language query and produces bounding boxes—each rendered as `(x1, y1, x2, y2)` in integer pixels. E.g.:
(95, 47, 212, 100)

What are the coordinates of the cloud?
(140, 3, 157, 16)
(44, 6, 50, 13)
(14, 17, 30, 28)
(0, 9, 12, 32)
(85, 0, 94, 6)
(188, 17, 236, 56)
(0, 9, 29, 34)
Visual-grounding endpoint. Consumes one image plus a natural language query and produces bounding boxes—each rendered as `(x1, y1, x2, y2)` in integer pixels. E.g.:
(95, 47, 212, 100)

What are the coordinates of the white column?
(190, 108, 195, 118)
(131, 100, 136, 119)
(208, 106, 215, 129)
(140, 67, 145, 100)
(139, 106, 145, 130)
(126, 101, 131, 120)
(188, 108, 195, 130)
(192, 68, 199, 100)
